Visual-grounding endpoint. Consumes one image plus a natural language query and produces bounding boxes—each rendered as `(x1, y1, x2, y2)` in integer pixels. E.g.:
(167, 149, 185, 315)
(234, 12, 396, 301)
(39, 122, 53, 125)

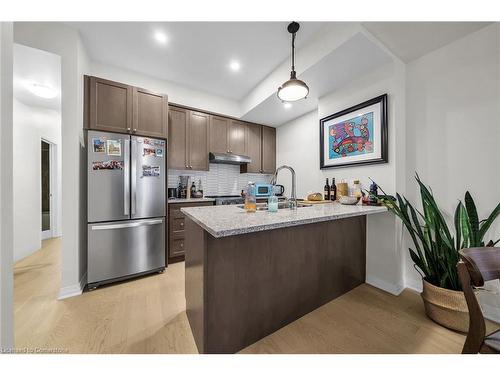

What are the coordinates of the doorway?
(41, 139, 56, 240)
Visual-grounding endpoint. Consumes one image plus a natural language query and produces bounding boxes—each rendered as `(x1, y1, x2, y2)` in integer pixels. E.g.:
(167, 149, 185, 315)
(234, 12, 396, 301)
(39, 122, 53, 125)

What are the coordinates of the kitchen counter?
(183, 200, 387, 353)
(181, 201, 386, 238)
(168, 197, 215, 203)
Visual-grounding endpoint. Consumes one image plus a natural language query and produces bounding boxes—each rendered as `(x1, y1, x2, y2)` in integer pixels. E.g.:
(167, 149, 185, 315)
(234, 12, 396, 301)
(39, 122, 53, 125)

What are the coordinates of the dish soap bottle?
(244, 182, 257, 213)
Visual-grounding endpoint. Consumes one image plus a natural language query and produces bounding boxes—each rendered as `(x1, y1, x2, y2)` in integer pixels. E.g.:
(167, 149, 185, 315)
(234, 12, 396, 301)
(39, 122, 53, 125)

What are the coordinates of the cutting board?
(299, 199, 334, 205)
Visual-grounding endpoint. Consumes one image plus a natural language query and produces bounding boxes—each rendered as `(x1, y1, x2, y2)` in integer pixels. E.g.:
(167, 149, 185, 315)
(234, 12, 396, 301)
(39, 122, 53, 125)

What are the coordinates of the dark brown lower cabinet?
(167, 201, 214, 263)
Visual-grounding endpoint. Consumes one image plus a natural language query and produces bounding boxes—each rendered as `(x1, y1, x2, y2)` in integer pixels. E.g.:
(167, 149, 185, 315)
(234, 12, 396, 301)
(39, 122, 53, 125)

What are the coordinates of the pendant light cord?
(291, 32, 296, 76)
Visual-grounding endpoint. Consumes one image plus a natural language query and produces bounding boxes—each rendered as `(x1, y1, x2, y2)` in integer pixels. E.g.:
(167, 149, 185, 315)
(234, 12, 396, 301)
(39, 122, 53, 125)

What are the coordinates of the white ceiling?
(362, 22, 491, 62)
(68, 22, 326, 100)
(13, 43, 61, 110)
(242, 32, 393, 126)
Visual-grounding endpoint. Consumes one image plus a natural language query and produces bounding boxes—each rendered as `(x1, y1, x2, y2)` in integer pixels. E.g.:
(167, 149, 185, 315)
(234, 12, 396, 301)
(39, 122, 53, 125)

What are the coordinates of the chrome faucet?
(270, 165, 297, 210)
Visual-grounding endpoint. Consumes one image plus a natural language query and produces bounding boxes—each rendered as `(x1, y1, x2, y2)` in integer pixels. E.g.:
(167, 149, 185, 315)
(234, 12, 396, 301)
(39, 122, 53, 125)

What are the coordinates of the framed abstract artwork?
(319, 94, 388, 169)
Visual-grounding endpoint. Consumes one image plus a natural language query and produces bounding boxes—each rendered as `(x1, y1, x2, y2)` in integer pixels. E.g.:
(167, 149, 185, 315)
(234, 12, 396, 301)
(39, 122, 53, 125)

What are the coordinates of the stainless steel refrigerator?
(87, 130, 166, 289)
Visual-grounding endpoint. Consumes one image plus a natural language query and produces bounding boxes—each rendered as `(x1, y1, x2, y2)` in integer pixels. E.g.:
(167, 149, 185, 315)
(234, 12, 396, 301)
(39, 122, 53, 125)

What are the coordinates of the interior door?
(131, 136, 166, 219)
(87, 130, 130, 223)
(41, 140, 51, 239)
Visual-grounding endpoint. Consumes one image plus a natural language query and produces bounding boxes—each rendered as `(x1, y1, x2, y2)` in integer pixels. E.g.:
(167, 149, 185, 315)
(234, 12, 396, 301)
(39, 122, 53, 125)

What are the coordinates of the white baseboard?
(405, 278, 423, 293)
(58, 272, 87, 300)
(366, 275, 404, 296)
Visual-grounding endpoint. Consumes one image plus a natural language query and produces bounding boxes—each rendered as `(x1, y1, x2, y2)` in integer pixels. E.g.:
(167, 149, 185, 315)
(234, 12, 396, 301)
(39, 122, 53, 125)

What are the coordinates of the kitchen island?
(181, 202, 386, 353)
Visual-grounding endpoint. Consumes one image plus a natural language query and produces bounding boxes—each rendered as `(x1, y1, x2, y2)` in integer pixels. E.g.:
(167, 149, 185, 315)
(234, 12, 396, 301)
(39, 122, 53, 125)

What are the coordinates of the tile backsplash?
(168, 163, 272, 196)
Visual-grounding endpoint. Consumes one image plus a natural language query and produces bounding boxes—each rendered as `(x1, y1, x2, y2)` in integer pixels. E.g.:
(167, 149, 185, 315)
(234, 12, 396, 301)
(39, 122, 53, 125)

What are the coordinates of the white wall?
(90, 62, 241, 118)
(276, 62, 407, 294)
(13, 99, 62, 262)
(0, 21, 14, 349)
(14, 22, 90, 298)
(406, 23, 500, 318)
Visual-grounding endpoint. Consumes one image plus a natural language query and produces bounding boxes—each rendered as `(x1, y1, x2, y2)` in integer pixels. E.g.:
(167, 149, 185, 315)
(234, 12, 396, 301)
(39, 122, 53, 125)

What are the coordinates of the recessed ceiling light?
(154, 31, 168, 45)
(27, 83, 58, 99)
(283, 102, 292, 109)
(229, 60, 241, 72)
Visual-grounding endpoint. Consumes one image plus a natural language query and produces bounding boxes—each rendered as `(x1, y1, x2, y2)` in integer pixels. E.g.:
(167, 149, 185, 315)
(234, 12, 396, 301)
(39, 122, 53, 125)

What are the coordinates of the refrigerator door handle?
(91, 219, 163, 231)
(123, 139, 130, 216)
(131, 138, 137, 215)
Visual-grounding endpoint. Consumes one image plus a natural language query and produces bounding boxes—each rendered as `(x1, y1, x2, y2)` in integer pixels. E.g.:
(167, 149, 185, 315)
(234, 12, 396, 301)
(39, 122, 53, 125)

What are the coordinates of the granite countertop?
(168, 197, 216, 203)
(181, 202, 387, 238)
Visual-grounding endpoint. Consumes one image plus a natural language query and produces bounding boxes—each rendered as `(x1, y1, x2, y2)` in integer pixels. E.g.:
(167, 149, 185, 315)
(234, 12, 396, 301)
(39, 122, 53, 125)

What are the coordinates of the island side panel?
(205, 215, 366, 353)
(184, 217, 207, 354)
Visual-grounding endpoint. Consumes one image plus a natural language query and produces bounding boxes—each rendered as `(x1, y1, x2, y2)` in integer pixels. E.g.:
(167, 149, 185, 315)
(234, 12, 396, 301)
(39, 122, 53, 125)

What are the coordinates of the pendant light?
(277, 22, 309, 102)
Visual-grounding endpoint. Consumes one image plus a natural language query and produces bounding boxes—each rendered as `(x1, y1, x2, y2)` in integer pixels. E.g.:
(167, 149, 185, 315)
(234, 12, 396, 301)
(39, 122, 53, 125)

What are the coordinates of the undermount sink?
(236, 201, 312, 211)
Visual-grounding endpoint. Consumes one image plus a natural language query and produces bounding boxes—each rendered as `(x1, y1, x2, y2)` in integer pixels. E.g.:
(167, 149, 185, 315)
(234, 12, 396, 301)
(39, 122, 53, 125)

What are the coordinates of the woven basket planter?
(421, 279, 469, 333)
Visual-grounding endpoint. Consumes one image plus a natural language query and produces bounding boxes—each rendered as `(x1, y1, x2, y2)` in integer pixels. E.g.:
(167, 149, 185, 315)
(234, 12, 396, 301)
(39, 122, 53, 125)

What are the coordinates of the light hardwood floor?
(14, 238, 498, 354)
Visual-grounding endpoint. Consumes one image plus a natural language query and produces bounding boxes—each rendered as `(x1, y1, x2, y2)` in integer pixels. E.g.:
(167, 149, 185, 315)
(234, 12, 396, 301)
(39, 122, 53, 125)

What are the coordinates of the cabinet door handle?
(180, 222, 184, 227)
(133, 129, 137, 133)
(180, 243, 184, 248)
(127, 128, 131, 132)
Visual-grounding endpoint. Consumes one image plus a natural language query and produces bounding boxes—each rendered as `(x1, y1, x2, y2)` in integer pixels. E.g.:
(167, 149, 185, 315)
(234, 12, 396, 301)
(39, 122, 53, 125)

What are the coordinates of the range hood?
(209, 152, 251, 165)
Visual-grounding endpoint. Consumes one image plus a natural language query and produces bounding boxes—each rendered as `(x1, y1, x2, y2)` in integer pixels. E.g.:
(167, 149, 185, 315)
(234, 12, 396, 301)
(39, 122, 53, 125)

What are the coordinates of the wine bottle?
(330, 178, 337, 201)
(324, 178, 330, 201)
(190, 181, 196, 198)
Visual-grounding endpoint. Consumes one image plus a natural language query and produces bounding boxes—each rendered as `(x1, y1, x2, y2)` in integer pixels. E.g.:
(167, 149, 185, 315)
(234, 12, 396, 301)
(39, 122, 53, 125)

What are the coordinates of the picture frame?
(319, 94, 388, 169)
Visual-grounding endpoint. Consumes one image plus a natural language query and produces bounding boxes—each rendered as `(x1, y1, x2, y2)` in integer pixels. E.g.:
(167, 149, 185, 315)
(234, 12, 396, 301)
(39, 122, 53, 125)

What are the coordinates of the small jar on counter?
(268, 193, 278, 213)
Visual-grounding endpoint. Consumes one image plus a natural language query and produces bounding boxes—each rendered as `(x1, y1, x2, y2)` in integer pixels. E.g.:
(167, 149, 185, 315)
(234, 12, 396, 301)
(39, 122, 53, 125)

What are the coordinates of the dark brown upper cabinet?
(88, 76, 133, 134)
(209, 115, 230, 153)
(85, 76, 168, 139)
(188, 111, 209, 171)
(241, 124, 262, 173)
(133, 87, 168, 138)
(168, 106, 189, 170)
(261, 125, 276, 174)
(228, 120, 247, 155)
(168, 106, 209, 171)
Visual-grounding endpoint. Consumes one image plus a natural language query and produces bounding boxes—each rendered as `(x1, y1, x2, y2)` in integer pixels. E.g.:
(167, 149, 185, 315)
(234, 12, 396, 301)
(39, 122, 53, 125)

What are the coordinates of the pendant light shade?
(277, 22, 309, 102)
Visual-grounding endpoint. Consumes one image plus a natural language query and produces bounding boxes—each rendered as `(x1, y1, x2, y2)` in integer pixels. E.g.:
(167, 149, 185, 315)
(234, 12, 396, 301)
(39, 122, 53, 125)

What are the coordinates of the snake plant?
(373, 174, 500, 291)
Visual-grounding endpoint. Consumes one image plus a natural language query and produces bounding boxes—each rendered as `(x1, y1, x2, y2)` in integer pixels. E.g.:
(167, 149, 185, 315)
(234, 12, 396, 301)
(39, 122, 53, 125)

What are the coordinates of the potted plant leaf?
(371, 174, 500, 332)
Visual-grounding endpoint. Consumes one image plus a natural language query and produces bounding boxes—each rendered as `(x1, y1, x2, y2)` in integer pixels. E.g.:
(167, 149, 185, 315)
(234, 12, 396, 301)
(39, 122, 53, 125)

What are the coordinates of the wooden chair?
(457, 247, 500, 354)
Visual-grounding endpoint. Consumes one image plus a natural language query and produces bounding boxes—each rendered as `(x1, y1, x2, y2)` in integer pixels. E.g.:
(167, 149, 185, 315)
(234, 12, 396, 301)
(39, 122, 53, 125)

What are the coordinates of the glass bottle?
(353, 180, 362, 202)
(198, 178, 203, 197)
(190, 181, 196, 198)
(268, 191, 278, 212)
(244, 182, 257, 213)
(324, 178, 330, 201)
(330, 178, 337, 201)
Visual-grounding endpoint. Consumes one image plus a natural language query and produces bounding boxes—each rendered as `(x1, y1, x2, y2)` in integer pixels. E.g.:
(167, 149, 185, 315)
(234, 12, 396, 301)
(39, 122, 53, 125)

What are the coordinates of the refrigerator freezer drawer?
(88, 218, 165, 286)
